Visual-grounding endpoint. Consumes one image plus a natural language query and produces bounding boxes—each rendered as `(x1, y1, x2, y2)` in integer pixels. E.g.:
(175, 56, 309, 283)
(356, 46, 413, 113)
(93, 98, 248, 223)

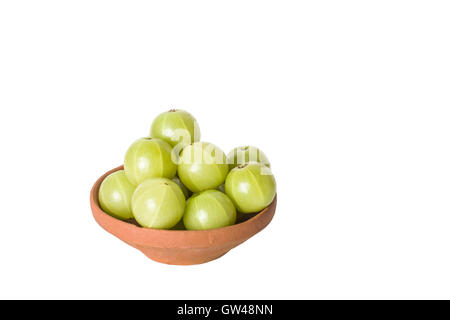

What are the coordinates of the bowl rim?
(90, 165, 277, 248)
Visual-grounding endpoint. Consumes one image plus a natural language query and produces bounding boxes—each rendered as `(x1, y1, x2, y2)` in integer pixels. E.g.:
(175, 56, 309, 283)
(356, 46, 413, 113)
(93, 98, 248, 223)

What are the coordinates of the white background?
(1, 1, 449, 299)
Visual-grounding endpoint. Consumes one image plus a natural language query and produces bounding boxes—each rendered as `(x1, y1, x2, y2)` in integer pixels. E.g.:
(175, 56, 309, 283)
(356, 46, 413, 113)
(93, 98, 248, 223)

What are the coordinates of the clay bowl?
(90, 165, 277, 265)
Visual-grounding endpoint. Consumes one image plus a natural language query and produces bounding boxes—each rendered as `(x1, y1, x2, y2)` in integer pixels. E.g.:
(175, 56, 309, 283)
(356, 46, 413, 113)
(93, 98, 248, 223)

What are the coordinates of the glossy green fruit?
(150, 109, 200, 148)
(225, 162, 276, 213)
(124, 137, 177, 185)
(99, 170, 135, 220)
(183, 190, 236, 230)
(131, 178, 185, 229)
(172, 176, 191, 198)
(227, 146, 270, 169)
(178, 142, 229, 192)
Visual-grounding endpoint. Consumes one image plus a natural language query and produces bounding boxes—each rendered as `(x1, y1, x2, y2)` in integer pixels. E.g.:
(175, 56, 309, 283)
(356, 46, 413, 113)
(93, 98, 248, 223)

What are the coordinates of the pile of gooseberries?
(98, 109, 276, 231)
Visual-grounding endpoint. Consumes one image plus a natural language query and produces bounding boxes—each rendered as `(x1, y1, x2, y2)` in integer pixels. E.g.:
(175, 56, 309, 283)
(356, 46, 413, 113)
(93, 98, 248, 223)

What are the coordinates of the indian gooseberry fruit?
(225, 162, 276, 213)
(99, 170, 135, 220)
(124, 137, 176, 185)
(150, 109, 200, 148)
(178, 142, 229, 192)
(227, 146, 270, 170)
(131, 178, 185, 229)
(183, 190, 236, 230)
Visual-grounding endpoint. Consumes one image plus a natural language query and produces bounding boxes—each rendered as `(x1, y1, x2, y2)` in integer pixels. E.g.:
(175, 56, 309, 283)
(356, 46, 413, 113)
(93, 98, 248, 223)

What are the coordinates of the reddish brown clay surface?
(90, 165, 277, 265)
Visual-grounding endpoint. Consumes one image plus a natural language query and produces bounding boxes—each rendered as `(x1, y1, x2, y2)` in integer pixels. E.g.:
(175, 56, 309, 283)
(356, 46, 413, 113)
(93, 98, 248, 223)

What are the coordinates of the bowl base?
(142, 251, 229, 266)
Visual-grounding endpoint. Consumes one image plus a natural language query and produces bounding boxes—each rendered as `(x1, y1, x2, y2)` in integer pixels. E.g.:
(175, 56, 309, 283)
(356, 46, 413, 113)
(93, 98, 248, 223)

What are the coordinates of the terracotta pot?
(90, 166, 277, 265)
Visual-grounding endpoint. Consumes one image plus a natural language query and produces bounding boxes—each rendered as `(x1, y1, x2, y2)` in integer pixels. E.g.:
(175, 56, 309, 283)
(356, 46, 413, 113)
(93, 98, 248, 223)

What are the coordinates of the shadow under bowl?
(90, 166, 277, 265)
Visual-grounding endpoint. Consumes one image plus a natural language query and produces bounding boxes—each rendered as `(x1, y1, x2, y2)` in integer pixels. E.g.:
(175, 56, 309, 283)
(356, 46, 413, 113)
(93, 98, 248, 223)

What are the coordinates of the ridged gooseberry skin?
(227, 146, 270, 170)
(225, 162, 276, 213)
(183, 190, 236, 230)
(150, 109, 200, 148)
(177, 142, 229, 192)
(99, 170, 136, 220)
(124, 137, 177, 185)
(131, 178, 186, 229)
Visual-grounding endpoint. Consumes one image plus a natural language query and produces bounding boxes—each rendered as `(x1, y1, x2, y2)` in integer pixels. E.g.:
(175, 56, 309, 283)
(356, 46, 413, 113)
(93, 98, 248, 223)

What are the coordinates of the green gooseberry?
(178, 142, 229, 192)
(150, 109, 200, 148)
(99, 170, 135, 220)
(131, 178, 185, 229)
(124, 137, 177, 185)
(225, 162, 276, 213)
(227, 146, 270, 170)
(183, 190, 236, 230)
